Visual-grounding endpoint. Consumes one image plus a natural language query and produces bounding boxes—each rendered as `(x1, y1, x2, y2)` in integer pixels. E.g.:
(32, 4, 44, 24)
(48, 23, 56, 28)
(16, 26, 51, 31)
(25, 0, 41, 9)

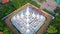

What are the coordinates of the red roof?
(0, 32, 3, 34)
(2, 0, 9, 3)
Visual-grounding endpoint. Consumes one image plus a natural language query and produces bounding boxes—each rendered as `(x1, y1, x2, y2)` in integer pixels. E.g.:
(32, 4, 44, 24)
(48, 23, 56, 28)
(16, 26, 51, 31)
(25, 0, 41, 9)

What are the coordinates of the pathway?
(32, 0, 58, 12)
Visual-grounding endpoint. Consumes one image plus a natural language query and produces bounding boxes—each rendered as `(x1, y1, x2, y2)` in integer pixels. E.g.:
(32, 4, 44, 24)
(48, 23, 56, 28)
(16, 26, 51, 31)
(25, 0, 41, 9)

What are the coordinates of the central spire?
(25, 7, 30, 17)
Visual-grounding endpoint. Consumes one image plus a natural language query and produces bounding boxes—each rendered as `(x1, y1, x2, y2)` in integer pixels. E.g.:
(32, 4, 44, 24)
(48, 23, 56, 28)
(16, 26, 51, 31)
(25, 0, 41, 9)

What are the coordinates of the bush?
(43, 9, 55, 16)
(3, 27, 13, 34)
(47, 25, 58, 33)
(54, 7, 60, 14)
(39, 0, 45, 3)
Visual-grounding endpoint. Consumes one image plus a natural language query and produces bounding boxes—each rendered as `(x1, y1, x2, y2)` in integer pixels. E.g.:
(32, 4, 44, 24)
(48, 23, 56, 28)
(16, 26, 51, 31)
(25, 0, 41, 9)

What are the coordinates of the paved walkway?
(32, 0, 58, 12)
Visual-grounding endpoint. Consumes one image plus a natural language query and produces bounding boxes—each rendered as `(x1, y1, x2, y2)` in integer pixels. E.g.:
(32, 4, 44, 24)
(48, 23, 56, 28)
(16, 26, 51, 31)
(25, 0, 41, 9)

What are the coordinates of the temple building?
(3, 3, 53, 34)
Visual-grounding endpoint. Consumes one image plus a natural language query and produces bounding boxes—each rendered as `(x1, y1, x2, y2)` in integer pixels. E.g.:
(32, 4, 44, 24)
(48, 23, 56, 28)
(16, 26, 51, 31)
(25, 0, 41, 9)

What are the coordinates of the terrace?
(11, 7, 46, 34)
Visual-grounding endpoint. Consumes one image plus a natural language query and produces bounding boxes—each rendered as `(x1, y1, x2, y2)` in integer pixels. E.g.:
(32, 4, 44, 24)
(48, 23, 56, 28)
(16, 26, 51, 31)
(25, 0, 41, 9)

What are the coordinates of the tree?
(3, 27, 9, 34)
(47, 25, 58, 33)
(54, 7, 60, 14)
(39, 0, 45, 3)
(3, 27, 13, 34)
